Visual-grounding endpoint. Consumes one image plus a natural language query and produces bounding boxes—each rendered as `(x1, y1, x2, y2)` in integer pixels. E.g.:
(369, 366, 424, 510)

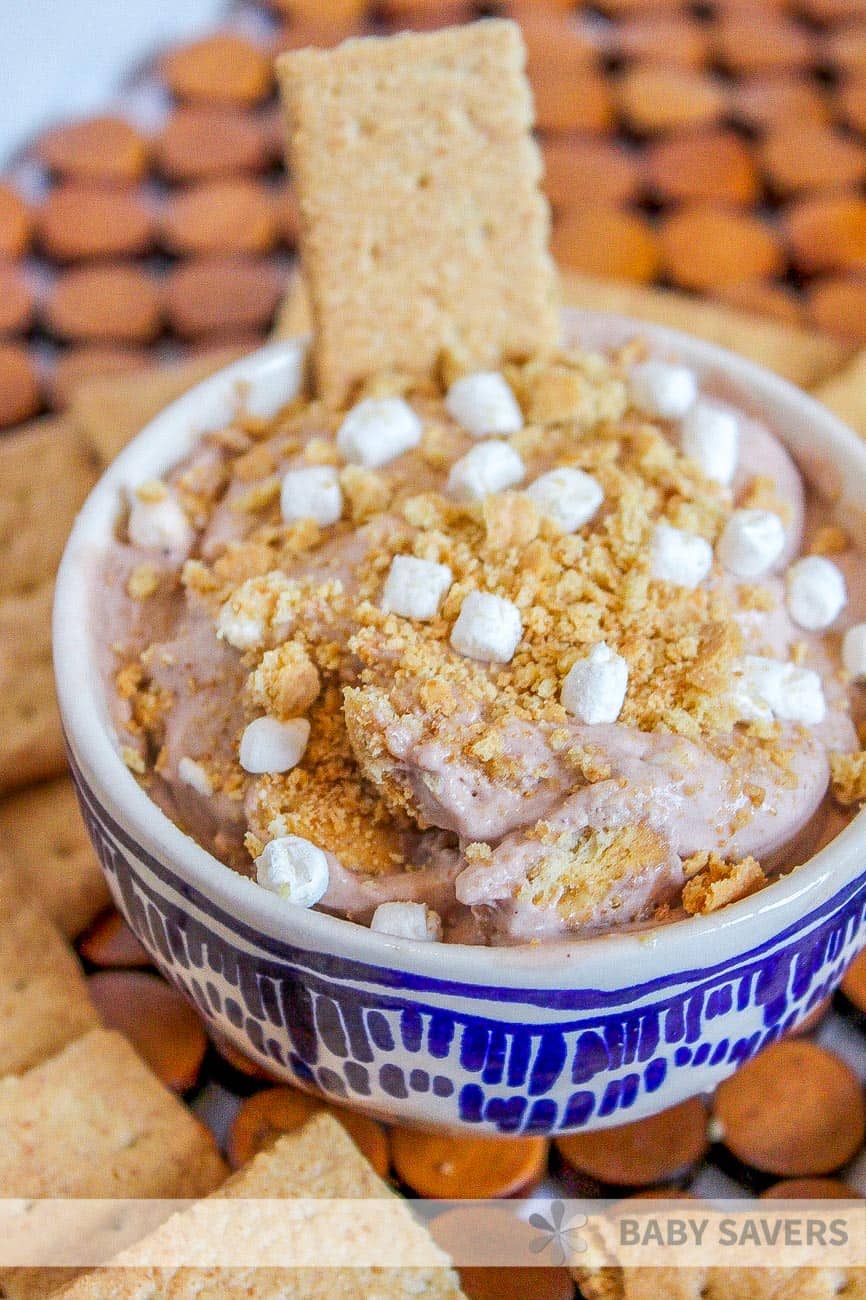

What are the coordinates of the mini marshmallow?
(629, 360, 698, 420)
(843, 623, 866, 681)
(717, 508, 786, 579)
(651, 522, 713, 589)
(255, 835, 329, 908)
(381, 555, 452, 621)
(445, 371, 523, 438)
(561, 642, 629, 725)
(732, 655, 826, 727)
(336, 397, 421, 469)
(177, 757, 213, 797)
(680, 402, 740, 486)
(785, 555, 847, 631)
(128, 489, 194, 557)
(525, 467, 603, 534)
(447, 440, 525, 501)
(370, 901, 443, 942)
(450, 590, 523, 663)
(280, 465, 343, 527)
(239, 716, 310, 774)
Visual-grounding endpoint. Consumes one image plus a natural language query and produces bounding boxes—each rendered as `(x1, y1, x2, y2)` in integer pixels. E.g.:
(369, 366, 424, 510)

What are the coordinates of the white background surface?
(0, 0, 228, 166)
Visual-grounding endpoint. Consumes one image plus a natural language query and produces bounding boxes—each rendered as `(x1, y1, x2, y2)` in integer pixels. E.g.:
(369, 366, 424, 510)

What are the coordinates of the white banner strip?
(0, 1199, 862, 1270)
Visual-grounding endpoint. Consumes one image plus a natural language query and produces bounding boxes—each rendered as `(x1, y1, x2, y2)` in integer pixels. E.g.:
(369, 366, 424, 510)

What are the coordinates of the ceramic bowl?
(55, 309, 866, 1136)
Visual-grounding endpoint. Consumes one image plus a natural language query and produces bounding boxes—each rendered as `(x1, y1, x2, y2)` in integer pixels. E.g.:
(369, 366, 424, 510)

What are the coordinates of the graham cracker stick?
(0, 776, 111, 938)
(278, 19, 559, 406)
(56, 1113, 466, 1298)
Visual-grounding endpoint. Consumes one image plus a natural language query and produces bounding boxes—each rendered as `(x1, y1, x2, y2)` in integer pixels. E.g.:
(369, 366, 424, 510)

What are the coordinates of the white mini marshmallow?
(629, 360, 698, 420)
(255, 835, 329, 908)
(445, 371, 523, 438)
(280, 465, 343, 527)
(450, 590, 523, 663)
(128, 490, 194, 558)
(526, 467, 603, 533)
(447, 440, 525, 501)
(336, 397, 422, 469)
(651, 522, 713, 589)
(732, 655, 826, 727)
(370, 901, 443, 942)
(381, 555, 452, 621)
(785, 555, 847, 631)
(717, 508, 786, 579)
(239, 716, 310, 774)
(177, 757, 213, 797)
(561, 642, 629, 725)
(680, 402, 740, 486)
(843, 623, 866, 681)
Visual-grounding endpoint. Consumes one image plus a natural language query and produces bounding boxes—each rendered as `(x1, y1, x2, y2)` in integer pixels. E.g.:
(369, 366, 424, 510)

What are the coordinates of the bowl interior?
(54, 309, 866, 988)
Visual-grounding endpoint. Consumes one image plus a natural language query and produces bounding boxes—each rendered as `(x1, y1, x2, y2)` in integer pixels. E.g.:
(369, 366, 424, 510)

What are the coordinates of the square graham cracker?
(0, 1028, 227, 1299)
(0, 869, 99, 1079)
(277, 19, 560, 407)
(56, 1114, 466, 1299)
(0, 776, 111, 938)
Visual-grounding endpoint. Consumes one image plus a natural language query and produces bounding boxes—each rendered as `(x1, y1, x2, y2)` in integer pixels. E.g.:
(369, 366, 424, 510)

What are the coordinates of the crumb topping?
(830, 750, 866, 807)
(109, 340, 859, 937)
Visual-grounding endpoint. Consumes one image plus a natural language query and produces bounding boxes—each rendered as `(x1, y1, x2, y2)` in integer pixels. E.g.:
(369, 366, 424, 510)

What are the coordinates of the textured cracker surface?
(0, 776, 110, 937)
(56, 1114, 466, 1299)
(278, 19, 560, 407)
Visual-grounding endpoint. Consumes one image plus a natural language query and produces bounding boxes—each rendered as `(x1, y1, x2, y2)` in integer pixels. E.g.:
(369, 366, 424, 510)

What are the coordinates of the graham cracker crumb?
(121, 745, 146, 775)
(830, 750, 866, 807)
(245, 641, 321, 721)
(126, 563, 160, 601)
(810, 524, 848, 556)
(519, 823, 673, 929)
(681, 852, 765, 915)
(135, 479, 167, 504)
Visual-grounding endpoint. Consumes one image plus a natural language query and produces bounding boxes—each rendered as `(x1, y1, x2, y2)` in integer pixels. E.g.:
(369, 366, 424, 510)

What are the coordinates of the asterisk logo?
(528, 1200, 588, 1265)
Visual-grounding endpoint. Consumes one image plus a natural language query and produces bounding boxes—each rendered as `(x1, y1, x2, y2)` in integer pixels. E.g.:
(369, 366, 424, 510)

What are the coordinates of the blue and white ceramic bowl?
(55, 309, 866, 1136)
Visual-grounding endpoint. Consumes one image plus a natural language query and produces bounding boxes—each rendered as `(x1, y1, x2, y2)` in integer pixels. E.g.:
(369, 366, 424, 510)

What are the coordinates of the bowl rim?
(54, 308, 866, 988)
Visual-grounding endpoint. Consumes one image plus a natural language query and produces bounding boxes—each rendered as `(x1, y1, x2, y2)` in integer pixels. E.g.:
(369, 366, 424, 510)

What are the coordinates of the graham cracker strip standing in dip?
(277, 19, 560, 407)
(54, 1114, 466, 1299)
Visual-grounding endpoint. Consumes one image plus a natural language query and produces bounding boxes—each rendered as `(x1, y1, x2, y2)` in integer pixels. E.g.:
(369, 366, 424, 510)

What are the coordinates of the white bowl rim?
(54, 308, 866, 990)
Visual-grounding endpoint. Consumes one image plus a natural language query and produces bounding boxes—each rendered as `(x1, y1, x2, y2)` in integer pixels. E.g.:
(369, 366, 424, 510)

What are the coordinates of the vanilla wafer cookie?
(277, 19, 559, 406)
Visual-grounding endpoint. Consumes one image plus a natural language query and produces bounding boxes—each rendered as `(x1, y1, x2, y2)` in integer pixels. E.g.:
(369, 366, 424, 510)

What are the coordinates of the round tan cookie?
(36, 115, 149, 182)
(45, 264, 162, 343)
